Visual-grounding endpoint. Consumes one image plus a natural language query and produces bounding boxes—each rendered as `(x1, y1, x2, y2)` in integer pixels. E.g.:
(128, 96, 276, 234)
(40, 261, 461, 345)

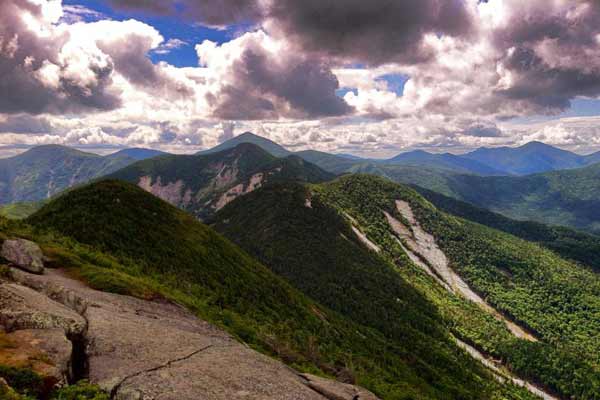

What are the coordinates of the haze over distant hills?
(462, 141, 600, 175)
(199, 132, 600, 176)
(0, 145, 165, 204)
(198, 133, 600, 234)
(0, 145, 164, 204)
(382, 150, 505, 175)
(4, 133, 600, 234)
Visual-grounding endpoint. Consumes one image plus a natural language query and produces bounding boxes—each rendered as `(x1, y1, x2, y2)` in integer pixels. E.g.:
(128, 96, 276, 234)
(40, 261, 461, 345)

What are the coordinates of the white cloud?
(153, 38, 188, 55)
(2, 0, 600, 158)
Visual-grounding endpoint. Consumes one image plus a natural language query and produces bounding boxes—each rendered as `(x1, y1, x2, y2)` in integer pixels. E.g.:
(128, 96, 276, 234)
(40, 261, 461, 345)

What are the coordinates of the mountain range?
(0, 145, 164, 204)
(463, 141, 600, 175)
(4, 133, 600, 234)
(213, 174, 600, 400)
(2, 132, 600, 399)
(202, 134, 600, 176)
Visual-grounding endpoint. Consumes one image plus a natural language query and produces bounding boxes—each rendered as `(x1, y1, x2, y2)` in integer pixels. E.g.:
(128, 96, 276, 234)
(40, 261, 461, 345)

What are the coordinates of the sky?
(1, 0, 600, 158)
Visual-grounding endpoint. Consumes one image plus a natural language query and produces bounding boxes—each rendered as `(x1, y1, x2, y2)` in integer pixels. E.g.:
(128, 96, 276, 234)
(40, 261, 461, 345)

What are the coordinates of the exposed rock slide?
(454, 339, 558, 400)
(1, 255, 379, 399)
(380, 200, 559, 400)
(384, 200, 536, 342)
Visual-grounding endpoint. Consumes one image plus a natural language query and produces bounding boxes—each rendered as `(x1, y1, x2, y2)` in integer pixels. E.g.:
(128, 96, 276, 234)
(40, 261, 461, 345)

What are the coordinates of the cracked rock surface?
(7, 268, 380, 400)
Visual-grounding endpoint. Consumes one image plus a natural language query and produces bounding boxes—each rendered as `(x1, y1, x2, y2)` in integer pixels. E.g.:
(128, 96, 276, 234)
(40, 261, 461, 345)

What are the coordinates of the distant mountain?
(584, 150, 600, 165)
(294, 150, 361, 174)
(203, 133, 506, 176)
(109, 142, 333, 219)
(336, 153, 364, 160)
(107, 147, 167, 161)
(0, 145, 166, 205)
(462, 141, 587, 175)
(383, 150, 504, 175)
(188, 134, 600, 233)
(199, 132, 292, 158)
(395, 161, 600, 235)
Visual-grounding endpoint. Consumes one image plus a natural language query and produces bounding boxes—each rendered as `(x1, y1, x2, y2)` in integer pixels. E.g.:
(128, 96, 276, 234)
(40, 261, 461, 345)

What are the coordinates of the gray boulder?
(1, 239, 44, 274)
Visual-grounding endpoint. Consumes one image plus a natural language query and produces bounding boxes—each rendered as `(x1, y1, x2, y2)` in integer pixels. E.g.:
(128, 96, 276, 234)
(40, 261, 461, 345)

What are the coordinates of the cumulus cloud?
(153, 38, 187, 55)
(3, 0, 600, 157)
(0, 0, 121, 114)
(0, 114, 53, 134)
(97, 0, 600, 123)
(265, 0, 474, 65)
(108, 0, 263, 28)
(197, 31, 352, 120)
(109, 0, 473, 65)
(490, 0, 600, 113)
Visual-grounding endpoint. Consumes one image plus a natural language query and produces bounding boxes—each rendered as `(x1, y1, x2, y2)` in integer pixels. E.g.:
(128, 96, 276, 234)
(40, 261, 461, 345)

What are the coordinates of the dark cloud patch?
(0, 115, 53, 134)
(108, 0, 262, 27)
(494, 1, 600, 113)
(96, 33, 194, 97)
(211, 46, 352, 120)
(97, 35, 159, 88)
(268, 0, 473, 65)
(101, 126, 139, 136)
(499, 46, 600, 112)
(494, 2, 600, 48)
(463, 123, 502, 138)
(0, 0, 121, 115)
(109, 0, 472, 65)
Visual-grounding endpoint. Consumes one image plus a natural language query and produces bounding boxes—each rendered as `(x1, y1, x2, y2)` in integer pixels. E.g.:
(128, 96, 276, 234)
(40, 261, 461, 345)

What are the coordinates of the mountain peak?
(519, 141, 559, 151)
(237, 131, 261, 139)
(108, 147, 167, 161)
(200, 132, 291, 158)
(20, 144, 95, 157)
(464, 140, 584, 175)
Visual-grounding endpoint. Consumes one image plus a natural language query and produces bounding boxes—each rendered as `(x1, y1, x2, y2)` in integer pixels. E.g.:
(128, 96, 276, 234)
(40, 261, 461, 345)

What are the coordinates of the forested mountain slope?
(214, 175, 600, 400)
(19, 179, 536, 399)
(414, 187, 600, 272)
(409, 162, 600, 235)
(109, 143, 333, 219)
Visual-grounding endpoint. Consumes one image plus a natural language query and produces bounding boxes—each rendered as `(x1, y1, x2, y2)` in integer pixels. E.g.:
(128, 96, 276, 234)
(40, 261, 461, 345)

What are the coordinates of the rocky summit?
(0, 250, 378, 400)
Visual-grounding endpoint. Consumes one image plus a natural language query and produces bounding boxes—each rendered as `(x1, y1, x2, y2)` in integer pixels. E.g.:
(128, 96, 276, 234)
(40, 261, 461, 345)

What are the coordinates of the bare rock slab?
(0, 283, 85, 335)
(1, 239, 44, 274)
(8, 268, 381, 400)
